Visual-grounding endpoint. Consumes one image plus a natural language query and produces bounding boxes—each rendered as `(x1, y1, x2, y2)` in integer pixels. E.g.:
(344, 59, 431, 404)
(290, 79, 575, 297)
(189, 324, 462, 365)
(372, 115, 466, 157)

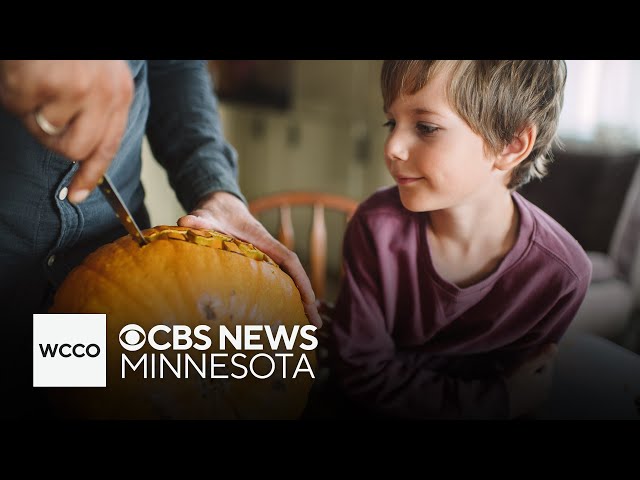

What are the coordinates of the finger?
(264, 240, 322, 328)
(33, 102, 75, 133)
(303, 301, 323, 329)
(250, 232, 309, 294)
(60, 99, 114, 162)
(177, 213, 219, 231)
(23, 101, 79, 150)
(68, 107, 128, 203)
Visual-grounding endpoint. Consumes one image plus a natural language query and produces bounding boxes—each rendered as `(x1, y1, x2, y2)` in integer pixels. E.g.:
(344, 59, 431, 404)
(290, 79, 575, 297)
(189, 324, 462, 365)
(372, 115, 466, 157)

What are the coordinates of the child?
(328, 60, 592, 419)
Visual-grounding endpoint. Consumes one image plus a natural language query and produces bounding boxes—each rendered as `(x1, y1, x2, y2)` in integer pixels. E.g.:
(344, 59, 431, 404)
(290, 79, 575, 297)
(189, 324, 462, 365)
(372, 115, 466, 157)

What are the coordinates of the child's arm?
(329, 211, 591, 420)
(329, 213, 510, 419)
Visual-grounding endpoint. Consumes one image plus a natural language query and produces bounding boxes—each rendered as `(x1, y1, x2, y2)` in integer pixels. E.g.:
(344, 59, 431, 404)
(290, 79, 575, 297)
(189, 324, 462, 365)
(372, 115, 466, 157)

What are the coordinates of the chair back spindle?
(249, 192, 359, 301)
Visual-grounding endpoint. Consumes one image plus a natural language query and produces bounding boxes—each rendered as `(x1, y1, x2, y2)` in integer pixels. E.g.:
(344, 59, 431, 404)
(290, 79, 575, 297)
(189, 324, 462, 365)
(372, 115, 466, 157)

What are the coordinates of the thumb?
(177, 213, 215, 230)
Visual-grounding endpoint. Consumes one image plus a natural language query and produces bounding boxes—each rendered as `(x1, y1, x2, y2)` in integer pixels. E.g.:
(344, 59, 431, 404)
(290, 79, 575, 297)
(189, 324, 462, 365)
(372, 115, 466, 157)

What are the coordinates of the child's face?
(384, 70, 500, 212)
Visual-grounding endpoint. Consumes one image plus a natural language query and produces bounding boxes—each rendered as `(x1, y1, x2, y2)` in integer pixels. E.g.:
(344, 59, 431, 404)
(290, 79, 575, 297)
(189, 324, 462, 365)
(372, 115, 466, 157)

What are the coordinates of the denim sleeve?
(145, 60, 245, 212)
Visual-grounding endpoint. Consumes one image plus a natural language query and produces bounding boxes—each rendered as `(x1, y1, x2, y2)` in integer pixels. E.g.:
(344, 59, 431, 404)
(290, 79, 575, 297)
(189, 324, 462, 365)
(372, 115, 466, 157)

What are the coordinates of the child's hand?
(503, 343, 558, 419)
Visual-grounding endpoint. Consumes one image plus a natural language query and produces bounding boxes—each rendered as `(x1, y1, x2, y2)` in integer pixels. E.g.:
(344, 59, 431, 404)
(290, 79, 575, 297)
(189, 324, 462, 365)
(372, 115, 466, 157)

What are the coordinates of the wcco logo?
(33, 314, 106, 387)
(39, 343, 101, 358)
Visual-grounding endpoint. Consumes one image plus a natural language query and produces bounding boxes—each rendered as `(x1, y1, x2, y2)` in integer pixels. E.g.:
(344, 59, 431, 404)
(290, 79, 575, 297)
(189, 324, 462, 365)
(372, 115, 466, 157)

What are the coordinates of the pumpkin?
(48, 225, 317, 420)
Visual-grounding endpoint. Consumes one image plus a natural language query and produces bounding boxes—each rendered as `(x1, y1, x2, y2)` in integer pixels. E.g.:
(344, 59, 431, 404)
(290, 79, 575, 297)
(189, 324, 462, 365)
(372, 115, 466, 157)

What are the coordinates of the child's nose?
(384, 132, 410, 162)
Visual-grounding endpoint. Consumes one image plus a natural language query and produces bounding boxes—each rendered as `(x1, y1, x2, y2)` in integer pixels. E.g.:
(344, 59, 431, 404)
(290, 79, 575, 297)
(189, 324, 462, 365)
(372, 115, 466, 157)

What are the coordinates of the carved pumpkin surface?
(48, 226, 316, 419)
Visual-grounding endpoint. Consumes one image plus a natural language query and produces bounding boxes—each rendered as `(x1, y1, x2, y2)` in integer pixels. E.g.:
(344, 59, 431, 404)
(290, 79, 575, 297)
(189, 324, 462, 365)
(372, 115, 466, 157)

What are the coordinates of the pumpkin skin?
(48, 226, 317, 420)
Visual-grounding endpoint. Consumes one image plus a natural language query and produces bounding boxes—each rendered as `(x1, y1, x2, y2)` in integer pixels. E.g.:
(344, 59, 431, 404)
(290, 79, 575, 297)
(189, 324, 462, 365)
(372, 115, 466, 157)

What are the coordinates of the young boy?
(328, 60, 592, 419)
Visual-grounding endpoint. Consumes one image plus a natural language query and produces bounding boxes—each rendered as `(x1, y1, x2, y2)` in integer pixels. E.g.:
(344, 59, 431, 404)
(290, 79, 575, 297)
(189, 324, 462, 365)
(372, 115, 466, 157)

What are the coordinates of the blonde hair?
(381, 60, 567, 189)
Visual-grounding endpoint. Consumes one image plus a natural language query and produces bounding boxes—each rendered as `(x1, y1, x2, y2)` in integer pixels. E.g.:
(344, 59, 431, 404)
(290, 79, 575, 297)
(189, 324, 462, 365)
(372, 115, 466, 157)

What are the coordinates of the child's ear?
(495, 125, 537, 171)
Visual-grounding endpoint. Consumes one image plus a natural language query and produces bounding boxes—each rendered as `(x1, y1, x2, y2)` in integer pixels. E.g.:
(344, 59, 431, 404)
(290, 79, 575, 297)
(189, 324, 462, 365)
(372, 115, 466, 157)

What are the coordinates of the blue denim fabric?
(0, 60, 243, 316)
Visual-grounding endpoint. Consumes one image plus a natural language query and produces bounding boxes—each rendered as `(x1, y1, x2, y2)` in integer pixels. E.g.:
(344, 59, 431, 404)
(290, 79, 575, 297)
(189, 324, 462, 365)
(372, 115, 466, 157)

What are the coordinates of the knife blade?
(97, 174, 148, 247)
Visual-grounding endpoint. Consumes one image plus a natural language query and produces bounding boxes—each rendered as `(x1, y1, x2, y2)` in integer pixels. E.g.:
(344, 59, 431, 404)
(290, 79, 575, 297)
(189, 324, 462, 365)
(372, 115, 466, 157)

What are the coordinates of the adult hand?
(503, 343, 558, 419)
(0, 60, 134, 203)
(178, 191, 323, 328)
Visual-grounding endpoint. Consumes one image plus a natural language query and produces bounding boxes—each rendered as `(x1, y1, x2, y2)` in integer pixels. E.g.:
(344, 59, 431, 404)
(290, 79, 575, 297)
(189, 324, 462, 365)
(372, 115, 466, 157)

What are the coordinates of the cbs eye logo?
(119, 324, 146, 351)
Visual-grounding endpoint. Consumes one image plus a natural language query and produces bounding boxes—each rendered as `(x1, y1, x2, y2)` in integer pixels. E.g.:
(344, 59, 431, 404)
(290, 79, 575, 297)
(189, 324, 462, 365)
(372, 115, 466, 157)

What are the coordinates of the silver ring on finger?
(34, 108, 67, 136)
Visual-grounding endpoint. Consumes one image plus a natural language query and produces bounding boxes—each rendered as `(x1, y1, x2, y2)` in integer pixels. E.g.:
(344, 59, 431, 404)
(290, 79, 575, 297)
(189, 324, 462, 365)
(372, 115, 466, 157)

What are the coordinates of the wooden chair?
(248, 191, 359, 301)
(250, 192, 359, 418)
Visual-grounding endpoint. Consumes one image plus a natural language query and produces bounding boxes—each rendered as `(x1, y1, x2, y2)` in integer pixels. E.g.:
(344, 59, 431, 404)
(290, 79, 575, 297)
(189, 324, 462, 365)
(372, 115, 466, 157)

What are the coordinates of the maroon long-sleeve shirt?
(329, 186, 592, 419)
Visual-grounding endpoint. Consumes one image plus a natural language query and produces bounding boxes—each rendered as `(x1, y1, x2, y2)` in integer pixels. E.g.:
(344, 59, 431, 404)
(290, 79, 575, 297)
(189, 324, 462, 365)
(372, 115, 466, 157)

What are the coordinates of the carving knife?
(97, 174, 149, 247)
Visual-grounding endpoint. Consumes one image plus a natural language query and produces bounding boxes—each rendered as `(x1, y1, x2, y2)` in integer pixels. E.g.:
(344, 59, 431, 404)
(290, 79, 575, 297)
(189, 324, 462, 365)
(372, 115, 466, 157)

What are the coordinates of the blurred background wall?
(141, 60, 388, 225)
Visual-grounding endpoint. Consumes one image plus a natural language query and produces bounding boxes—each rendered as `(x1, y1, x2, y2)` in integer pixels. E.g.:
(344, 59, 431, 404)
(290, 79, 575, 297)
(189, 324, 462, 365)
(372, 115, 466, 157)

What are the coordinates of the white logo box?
(33, 313, 106, 387)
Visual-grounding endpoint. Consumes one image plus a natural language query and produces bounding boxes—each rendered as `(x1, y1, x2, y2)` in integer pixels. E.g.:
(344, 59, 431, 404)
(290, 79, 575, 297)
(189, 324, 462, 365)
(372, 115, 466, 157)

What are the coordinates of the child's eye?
(382, 120, 395, 131)
(417, 123, 439, 135)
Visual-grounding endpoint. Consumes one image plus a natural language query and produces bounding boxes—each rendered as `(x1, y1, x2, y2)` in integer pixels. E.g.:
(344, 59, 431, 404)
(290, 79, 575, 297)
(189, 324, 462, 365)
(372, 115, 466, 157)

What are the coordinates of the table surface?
(535, 331, 640, 420)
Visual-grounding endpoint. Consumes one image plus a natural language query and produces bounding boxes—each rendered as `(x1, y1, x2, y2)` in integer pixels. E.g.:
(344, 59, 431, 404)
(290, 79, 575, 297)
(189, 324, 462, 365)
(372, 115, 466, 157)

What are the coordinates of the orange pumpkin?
(48, 226, 317, 419)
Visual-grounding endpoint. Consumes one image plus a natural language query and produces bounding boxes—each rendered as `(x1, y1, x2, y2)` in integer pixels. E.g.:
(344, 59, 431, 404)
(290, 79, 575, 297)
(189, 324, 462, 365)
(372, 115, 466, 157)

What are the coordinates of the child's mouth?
(396, 177, 422, 185)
